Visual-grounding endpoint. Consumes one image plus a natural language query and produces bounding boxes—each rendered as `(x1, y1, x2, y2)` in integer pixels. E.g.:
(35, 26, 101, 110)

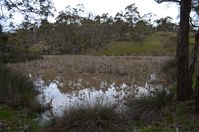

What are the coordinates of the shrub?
(161, 58, 177, 82)
(29, 47, 43, 54)
(161, 35, 177, 50)
(0, 63, 37, 108)
(0, 49, 43, 63)
(45, 103, 127, 132)
(125, 86, 172, 123)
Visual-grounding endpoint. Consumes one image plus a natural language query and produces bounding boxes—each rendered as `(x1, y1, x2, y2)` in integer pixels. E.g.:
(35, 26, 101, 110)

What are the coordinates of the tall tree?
(155, 0, 199, 101)
(0, 0, 54, 30)
(155, 16, 178, 32)
(176, 0, 193, 101)
(124, 3, 140, 27)
(0, 0, 54, 62)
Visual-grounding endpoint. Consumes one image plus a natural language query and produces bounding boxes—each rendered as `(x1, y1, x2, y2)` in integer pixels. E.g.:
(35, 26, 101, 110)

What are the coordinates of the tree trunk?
(189, 29, 199, 98)
(176, 0, 193, 101)
(195, 76, 199, 112)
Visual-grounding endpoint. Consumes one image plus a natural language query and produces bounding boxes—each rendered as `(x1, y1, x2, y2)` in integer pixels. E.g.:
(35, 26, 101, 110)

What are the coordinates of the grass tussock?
(0, 63, 37, 108)
(126, 87, 172, 124)
(43, 103, 127, 132)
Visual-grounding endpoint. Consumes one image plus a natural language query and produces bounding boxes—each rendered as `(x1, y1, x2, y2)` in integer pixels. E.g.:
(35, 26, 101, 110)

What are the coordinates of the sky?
(2, 0, 180, 31)
(50, 0, 180, 22)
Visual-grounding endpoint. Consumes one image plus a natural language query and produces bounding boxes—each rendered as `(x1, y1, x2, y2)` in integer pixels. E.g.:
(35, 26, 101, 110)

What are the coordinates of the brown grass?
(7, 55, 172, 92)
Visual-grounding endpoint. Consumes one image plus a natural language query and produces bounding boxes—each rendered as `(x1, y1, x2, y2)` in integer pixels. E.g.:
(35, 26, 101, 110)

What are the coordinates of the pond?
(34, 76, 129, 123)
(8, 55, 170, 124)
(32, 73, 167, 125)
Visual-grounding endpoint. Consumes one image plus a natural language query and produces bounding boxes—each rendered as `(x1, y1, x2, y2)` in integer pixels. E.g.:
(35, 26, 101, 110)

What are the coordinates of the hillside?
(97, 32, 195, 56)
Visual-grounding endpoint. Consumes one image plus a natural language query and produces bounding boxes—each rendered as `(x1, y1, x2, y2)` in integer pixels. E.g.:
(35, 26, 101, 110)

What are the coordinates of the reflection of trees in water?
(35, 73, 167, 120)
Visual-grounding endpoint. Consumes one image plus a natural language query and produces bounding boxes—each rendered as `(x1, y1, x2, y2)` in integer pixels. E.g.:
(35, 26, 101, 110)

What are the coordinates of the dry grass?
(40, 102, 127, 132)
(0, 63, 39, 109)
(125, 87, 172, 124)
(7, 55, 172, 92)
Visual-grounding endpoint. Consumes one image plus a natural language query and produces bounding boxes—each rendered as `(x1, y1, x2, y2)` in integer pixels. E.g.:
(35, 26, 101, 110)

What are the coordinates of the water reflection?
(33, 73, 168, 124)
(34, 77, 129, 123)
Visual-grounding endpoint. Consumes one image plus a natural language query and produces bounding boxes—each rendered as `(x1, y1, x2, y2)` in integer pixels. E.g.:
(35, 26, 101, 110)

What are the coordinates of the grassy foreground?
(0, 105, 39, 131)
(1, 97, 199, 131)
(3, 56, 199, 131)
(0, 64, 43, 131)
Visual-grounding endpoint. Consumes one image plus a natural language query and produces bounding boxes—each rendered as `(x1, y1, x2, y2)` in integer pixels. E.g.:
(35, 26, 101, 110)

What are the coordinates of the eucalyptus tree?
(155, 0, 199, 101)
(113, 12, 128, 39)
(124, 3, 141, 27)
(155, 16, 178, 32)
(0, 0, 54, 30)
(130, 20, 152, 42)
(0, 0, 54, 62)
(142, 13, 157, 26)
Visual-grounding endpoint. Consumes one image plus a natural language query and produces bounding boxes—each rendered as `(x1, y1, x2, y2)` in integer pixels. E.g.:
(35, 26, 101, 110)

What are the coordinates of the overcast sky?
(51, 0, 179, 22)
(3, 0, 180, 31)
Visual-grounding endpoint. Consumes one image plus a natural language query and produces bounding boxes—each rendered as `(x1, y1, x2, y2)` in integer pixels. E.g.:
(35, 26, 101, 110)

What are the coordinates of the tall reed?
(0, 63, 37, 108)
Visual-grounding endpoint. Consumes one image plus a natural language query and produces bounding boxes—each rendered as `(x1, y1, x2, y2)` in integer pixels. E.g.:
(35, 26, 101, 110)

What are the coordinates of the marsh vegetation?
(0, 0, 199, 131)
(6, 55, 173, 130)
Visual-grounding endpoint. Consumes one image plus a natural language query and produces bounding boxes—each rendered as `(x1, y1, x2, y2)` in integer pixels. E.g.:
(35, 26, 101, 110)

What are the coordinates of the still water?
(32, 74, 167, 124)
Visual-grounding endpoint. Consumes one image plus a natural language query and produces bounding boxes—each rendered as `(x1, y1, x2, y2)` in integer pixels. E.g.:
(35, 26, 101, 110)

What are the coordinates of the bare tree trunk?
(176, 0, 193, 101)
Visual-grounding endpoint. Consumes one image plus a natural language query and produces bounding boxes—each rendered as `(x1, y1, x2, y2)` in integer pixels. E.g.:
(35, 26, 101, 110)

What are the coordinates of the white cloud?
(5, 0, 180, 29)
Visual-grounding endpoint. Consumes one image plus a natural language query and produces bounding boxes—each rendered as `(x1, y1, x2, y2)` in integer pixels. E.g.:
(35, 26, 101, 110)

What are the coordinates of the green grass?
(97, 32, 195, 56)
(137, 127, 175, 132)
(98, 41, 161, 56)
(126, 100, 199, 132)
(169, 101, 199, 132)
(0, 106, 14, 120)
(0, 64, 42, 131)
(98, 33, 172, 55)
(0, 105, 39, 131)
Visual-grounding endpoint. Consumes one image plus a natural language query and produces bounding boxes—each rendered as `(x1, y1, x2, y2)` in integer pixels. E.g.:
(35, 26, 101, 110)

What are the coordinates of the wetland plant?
(125, 84, 172, 123)
(43, 101, 127, 132)
(0, 63, 40, 110)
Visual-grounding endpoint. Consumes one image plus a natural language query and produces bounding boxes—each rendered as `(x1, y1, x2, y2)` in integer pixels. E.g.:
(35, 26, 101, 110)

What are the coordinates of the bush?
(29, 47, 43, 54)
(161, 58, 177, 82)
(126, 87, 172, 123)
(45, 103, 127, 132)
(161, 35, 177, 50)
(0, 63, 37, 107)
(0, 49, 43, 63)
(0, 33, 43, 63)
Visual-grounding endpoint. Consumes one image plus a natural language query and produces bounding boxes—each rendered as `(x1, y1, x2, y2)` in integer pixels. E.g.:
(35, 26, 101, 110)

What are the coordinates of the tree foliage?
(155, 17, 178, 32)
(0, 0, 54, 30)
(0, 0, 54, 62)
(0, 0, 54, 18)
(1, 3, 180, 55)
(8, 4, 160, 55)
